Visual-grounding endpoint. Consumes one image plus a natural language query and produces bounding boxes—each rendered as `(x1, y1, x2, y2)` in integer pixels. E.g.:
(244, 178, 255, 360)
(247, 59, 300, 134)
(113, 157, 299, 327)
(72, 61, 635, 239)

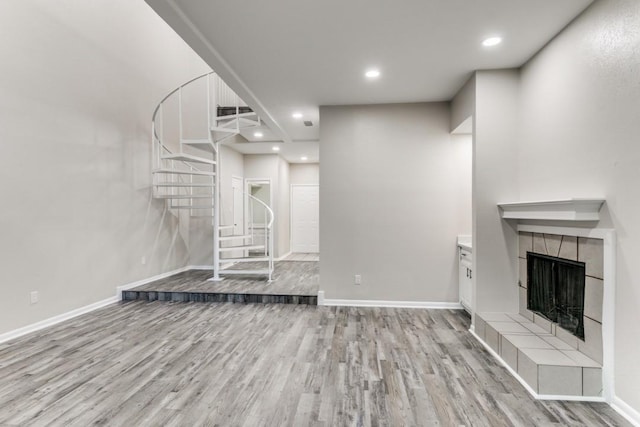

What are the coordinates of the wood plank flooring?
(283, 253, 320, 262)
(0, 302, 629, 426)
(134, 261, 318, 295)
(123, 261, 319, 304)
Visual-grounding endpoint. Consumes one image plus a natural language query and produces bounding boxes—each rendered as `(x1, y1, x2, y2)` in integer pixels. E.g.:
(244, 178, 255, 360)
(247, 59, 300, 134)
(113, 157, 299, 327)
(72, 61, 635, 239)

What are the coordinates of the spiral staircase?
(151, 72, 274, 281)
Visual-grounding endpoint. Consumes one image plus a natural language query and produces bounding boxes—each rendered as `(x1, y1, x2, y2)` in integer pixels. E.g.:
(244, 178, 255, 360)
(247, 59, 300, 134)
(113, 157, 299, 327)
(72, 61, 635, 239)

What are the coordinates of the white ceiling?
(146, 0, 592, 157)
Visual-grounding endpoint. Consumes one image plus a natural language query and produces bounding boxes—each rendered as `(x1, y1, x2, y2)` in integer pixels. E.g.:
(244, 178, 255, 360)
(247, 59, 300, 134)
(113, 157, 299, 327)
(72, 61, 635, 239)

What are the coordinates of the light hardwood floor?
(133, 261, 318, 296)
(0, 303, 629, 426)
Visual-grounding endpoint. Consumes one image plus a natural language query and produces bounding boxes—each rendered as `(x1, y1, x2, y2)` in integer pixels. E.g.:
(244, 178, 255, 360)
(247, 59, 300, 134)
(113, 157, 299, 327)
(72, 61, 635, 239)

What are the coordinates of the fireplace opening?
(527, 253, 586, 340)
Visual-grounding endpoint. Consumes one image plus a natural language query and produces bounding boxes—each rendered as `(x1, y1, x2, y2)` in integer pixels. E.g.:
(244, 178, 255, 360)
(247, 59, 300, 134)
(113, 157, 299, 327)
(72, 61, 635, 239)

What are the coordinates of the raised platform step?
(123, 290, 316, 305)
(219, 234, 251, 241)
(220, 257, 269, 263)
(475, 312, 602, 398)
(161, 153, 215, 165)
(153, 168, 215, 177)
(219, 244, 264, 252)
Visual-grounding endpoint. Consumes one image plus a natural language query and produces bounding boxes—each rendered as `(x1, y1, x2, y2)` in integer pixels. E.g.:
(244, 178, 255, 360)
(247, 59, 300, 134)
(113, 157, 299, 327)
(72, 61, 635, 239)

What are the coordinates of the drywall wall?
(319, 102, 471, 302)
(290, 163, 320, 185)
(0, 0, 210, 334)
(473, 70, 520, 315)
(450, 75, 476, 133)
(517, 0, 640, 414)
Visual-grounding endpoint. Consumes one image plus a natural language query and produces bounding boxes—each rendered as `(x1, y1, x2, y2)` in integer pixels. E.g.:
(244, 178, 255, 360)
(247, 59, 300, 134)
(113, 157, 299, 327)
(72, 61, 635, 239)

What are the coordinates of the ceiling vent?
(303, 120, 313, 127)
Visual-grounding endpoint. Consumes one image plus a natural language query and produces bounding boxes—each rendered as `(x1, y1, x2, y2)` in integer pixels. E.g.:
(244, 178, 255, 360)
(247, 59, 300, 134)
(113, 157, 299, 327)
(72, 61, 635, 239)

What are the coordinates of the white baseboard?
(611, 396, 640, 426)
(0, 296, 119, 345)
(320, 298, 463, 309)
(469, 329, 606, 403)
(115, 265, 191, 296)
(317, 290, 325, 305)
(1, 265, 194, 346)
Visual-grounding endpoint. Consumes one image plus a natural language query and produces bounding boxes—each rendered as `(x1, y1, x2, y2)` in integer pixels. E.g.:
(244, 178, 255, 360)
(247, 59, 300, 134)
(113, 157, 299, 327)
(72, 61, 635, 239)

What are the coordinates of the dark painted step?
(122, 290, 317, 305)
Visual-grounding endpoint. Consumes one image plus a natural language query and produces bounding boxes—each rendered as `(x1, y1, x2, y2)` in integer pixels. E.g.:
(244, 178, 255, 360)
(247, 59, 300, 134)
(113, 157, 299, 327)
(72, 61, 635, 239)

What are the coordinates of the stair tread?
(169, 205, 214, 209)
(161, 154, 216, 165)
(219, 234, 252, 241)
(155, 182, 214, 187)
(219, 269, 270, 275)
(154, 169, 215, 176)
(182, 139, 216, 153)
(219, 244, 265, 252)
(155, 194, 212, 199)
(219, 257, 270, 263)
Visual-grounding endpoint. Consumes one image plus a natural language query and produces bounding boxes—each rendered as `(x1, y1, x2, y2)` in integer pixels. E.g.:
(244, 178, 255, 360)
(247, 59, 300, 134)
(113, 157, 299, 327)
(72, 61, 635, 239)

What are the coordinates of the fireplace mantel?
(498, 199, 605, 221)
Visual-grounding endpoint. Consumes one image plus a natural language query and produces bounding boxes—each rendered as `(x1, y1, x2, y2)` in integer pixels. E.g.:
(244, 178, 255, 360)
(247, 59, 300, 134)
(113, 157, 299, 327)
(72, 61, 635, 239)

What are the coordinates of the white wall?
(0, 0, 210, 334)
(517, 0, 640, 414)
(473, 70, 520, 316)
(290, 163, 319, 185)
(319, 103, 471, 302)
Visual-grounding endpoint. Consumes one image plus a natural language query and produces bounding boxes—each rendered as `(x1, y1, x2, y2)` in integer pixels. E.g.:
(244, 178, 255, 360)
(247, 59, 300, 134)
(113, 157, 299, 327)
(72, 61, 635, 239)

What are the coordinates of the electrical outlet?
(30, 291, 39, 304)
(141, 256, 146, 265)
(354, 274, 362, 285)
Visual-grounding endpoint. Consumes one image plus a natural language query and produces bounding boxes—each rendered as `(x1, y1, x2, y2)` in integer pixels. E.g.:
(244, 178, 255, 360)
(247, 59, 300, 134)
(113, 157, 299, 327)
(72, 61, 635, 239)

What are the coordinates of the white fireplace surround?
(517, 224, 616, 402)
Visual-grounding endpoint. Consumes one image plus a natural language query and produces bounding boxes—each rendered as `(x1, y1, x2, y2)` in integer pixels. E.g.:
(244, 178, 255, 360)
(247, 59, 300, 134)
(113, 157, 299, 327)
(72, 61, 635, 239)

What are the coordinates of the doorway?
(245, 178, 272, 255)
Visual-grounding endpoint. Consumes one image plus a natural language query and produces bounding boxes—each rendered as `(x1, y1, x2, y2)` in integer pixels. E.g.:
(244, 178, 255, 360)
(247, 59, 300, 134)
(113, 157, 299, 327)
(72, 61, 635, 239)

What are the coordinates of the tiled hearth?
(475, 312, 601, 396)
(473, 228, 609, 399)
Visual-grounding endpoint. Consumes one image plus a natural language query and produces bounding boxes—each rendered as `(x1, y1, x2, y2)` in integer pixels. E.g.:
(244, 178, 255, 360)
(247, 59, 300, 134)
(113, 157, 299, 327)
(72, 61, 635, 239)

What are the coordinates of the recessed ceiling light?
(482, 36, 502, 47)
(292, 112, 303, 119)
(253, 131, 263, 138)
(365, 69, 380, 78)
(272, 146, 280, 151)
(301, 156, 308, 161)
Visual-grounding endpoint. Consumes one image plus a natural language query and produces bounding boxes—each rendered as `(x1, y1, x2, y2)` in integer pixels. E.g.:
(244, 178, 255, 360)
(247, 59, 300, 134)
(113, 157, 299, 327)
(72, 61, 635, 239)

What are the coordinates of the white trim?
(498, 199, 605, 221)
(0, 296, 119, 345)
(115, 266, 191, 296)
(276, 251, 292, 261)
(470, 329, 606, 402)
(321, 299, 463, 309)
(317, 290, 325, 305)
(518, 224, 616, 403)
(611, 396, 640, 427)
(1, 265, 198, 345)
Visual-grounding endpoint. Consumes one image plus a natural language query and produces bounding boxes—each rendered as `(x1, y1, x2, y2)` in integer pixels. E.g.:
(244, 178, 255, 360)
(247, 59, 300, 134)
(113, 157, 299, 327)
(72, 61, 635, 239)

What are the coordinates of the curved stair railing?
(150, 72, 274, 281)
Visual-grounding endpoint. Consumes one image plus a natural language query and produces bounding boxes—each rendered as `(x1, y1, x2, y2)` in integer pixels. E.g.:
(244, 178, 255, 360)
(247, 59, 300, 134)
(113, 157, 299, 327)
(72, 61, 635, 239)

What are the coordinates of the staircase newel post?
(210, 73, 222, 281)
(212, 141, 221, 280)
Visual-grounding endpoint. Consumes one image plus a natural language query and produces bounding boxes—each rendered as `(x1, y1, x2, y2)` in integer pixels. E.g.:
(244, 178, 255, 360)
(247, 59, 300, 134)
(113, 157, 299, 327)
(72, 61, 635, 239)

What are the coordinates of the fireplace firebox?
(527, 252, 586, 340)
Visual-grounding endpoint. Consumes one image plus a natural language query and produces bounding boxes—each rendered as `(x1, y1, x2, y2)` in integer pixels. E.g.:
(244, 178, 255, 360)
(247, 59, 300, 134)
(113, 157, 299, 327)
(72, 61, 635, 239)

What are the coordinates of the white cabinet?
(458, 247, 472, 312)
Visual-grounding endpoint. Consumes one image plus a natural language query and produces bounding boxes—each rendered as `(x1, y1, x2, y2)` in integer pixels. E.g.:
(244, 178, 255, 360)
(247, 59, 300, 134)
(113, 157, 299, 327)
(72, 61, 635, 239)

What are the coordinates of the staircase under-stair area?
(150, 72, 274, 281)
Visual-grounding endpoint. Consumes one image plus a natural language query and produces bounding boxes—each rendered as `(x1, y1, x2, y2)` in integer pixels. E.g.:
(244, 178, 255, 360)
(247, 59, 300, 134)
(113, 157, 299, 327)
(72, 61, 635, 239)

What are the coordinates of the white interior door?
(232, 177, 244, 235)
(291, 185, 319, 253)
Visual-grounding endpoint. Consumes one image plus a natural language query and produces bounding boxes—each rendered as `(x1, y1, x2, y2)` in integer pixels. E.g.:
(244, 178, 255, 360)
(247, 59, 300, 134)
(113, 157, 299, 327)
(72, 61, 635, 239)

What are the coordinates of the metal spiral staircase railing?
(151, 72, 275, 281)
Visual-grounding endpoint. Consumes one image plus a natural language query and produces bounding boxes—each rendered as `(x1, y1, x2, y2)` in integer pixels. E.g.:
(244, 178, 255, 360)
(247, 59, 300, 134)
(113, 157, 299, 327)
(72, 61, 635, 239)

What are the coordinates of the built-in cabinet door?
(459, 248, 472, 312)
